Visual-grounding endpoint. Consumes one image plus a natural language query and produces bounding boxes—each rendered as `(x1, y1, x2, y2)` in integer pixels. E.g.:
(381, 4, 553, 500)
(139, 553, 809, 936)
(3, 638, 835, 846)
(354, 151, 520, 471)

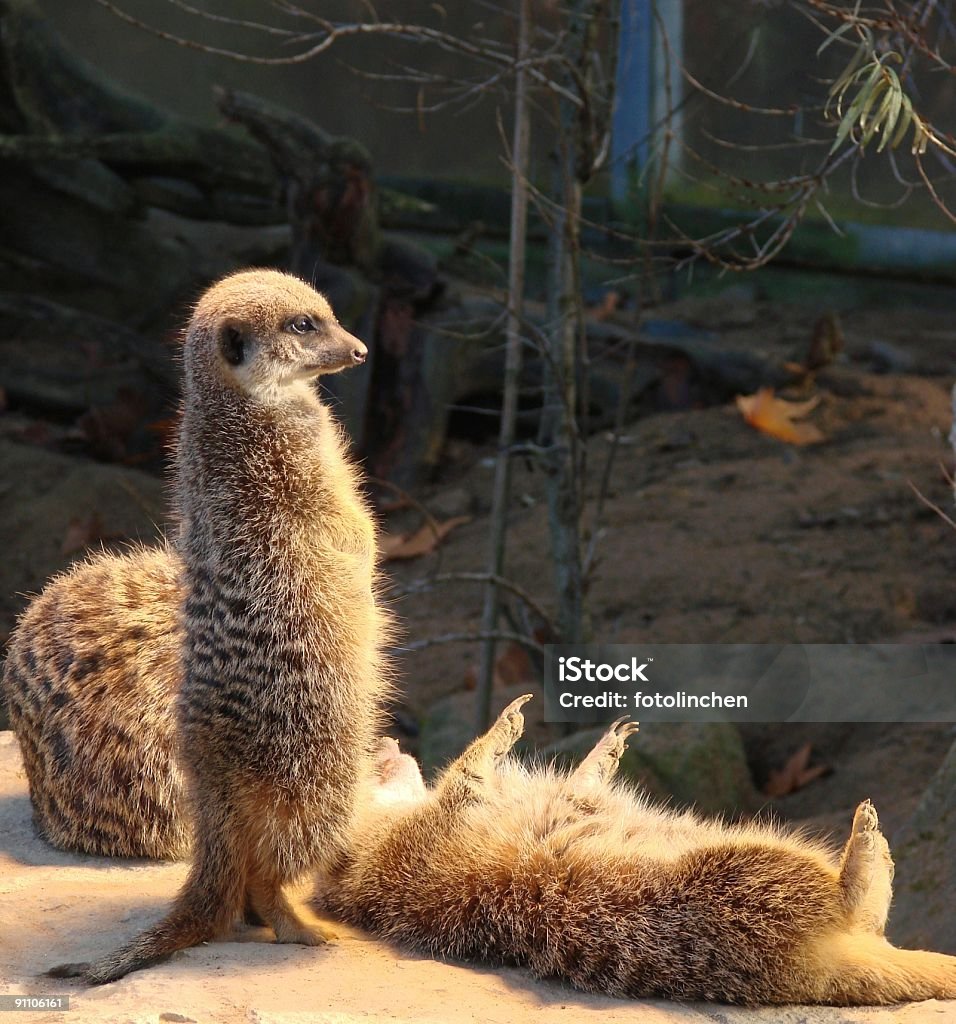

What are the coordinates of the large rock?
(890, 738, 956, 954)
(0, 291, 176, 415)
(544, 721, 759, 816)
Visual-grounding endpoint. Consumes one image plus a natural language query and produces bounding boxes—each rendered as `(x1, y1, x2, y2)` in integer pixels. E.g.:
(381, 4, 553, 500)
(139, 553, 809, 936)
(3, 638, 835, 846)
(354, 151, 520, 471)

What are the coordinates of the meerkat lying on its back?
(314, 697, 956, 1006)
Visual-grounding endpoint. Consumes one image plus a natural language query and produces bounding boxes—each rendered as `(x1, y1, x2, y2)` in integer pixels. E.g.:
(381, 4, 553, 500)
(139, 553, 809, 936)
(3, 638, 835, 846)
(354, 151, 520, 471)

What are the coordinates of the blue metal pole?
(611, 0, 653, 205)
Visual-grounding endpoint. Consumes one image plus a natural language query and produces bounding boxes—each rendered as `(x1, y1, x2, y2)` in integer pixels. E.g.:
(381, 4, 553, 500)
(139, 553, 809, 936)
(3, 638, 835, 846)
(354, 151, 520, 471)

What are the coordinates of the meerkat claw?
(608, 716, 640, 741)
(504, 693, 534, 713)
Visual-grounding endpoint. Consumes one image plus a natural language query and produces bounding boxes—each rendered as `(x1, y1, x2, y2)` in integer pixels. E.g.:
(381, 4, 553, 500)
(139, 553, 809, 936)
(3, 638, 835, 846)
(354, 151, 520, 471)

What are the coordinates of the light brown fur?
(44, 269, 392, 983)
(2, 547, 189, 858)
(314, 697, 956, 1006)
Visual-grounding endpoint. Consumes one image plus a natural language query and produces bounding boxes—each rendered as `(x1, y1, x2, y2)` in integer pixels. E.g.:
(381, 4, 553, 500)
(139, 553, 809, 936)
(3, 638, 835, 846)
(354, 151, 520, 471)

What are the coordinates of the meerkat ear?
(220, 325, 247, 366)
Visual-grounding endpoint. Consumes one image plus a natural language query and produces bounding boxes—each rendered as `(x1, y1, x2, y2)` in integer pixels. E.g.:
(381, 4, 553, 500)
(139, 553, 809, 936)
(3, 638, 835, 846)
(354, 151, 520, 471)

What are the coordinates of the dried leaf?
(763, 742, 830, 798)
(78, 387, 146, 462)
(147, 416, 178, 438)
(463, 641, 536, 691)
(806, 312, 843, 371)
(378, 498, 413, 514)
(736, 387, 826, 445)
(379, 515, 470, 561)
(61, 512, 106, 555)
(590, 289, 622, 321)
(495, 643, 535, 686)
(16, 421, 55, 447)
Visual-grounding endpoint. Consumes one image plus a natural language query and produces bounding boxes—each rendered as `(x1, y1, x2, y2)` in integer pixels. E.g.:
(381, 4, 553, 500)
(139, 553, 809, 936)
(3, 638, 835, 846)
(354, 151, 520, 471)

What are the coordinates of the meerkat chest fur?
(175, 288, 381, 801)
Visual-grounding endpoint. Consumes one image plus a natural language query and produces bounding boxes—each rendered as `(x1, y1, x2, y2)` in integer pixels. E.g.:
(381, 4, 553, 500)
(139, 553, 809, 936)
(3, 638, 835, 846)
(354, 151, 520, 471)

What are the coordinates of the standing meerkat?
(3, 546, 189, 859)
(48, 268, 392, 984)
(314, 697, 956, 1006)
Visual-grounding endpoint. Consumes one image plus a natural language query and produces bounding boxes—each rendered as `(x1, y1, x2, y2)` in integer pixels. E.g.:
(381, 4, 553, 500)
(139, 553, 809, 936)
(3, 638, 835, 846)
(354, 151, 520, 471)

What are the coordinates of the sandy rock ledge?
(1, 733, 953, 1024)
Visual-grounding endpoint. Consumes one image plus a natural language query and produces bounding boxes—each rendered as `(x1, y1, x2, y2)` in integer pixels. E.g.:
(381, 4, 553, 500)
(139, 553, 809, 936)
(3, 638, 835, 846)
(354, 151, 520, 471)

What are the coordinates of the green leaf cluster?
(822, 31, 930, 155)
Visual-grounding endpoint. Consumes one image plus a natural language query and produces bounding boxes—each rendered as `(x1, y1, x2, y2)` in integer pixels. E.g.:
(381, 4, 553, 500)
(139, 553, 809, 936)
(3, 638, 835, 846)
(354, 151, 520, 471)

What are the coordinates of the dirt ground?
(382, 295, 956, 843)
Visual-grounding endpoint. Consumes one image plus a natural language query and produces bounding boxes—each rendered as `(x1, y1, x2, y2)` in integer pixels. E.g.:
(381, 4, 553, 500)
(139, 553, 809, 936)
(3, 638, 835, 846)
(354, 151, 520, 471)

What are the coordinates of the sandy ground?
(2, 735, 955, 1024)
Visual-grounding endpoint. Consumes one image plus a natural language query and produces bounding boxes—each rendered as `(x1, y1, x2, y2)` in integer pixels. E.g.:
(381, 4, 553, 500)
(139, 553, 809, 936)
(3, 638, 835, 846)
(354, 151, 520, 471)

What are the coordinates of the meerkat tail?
(48, 812, 248, 984)
(46, 895, 238, 985)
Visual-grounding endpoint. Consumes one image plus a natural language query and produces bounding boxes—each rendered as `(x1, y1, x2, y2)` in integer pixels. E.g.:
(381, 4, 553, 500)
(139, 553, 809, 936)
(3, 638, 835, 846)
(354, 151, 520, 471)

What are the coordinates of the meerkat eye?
(289, 315, 316, 334)
(221, 326, 246, 366)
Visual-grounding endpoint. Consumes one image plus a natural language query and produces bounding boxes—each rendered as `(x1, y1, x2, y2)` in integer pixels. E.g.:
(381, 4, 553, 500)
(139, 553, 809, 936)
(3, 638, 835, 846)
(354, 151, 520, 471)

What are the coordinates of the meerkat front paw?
(851, 798, 880, 836)
(489, 694, 533, 758)
(374, 735, 402, 769)
(574, 717, 640, 786)
(372, 736, 427, 802)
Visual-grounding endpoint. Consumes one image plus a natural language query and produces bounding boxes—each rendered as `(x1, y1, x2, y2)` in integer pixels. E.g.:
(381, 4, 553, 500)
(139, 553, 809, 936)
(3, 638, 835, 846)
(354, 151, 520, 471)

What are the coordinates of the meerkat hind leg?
(482, 694, 532, 759)
(245, 870, 335, 946)
(242, 892, 267, 927)
(812, 932, 956, 1004)
(838, 800, 894, 935)
(456, 693, 531, 770)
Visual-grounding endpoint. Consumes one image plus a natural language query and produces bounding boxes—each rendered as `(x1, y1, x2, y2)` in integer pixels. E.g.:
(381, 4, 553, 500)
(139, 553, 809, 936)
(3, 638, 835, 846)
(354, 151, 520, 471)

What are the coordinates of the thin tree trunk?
(543, 151, 586, 647)
(539, 0, 596, 652)
(475, 0, 533, 732)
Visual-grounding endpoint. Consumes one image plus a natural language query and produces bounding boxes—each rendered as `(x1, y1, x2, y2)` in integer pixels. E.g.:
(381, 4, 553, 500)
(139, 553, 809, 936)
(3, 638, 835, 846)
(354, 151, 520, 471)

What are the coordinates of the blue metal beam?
(611, 0, 653, 204)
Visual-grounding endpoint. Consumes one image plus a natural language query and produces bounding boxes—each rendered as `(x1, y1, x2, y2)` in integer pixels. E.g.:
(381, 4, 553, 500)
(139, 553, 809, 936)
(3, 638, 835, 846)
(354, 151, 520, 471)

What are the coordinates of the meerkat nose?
(351, 346, 368, 365)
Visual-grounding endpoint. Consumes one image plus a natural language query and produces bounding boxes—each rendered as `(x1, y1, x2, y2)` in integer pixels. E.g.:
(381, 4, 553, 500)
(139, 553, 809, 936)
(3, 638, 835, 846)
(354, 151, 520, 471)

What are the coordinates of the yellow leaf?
(735, 388, 826, 446)
(763, 742, 830, 797)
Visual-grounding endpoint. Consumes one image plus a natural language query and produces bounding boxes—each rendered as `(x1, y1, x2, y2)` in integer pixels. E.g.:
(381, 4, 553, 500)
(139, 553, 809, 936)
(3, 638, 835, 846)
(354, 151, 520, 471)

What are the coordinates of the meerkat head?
(369, 736, 428, 808)
(186, 269, 368, 401)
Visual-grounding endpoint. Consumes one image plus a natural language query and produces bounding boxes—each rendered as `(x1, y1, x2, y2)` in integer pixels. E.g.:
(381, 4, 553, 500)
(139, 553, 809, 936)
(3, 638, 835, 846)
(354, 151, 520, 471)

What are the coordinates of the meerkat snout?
(298, 323, 367, 377)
